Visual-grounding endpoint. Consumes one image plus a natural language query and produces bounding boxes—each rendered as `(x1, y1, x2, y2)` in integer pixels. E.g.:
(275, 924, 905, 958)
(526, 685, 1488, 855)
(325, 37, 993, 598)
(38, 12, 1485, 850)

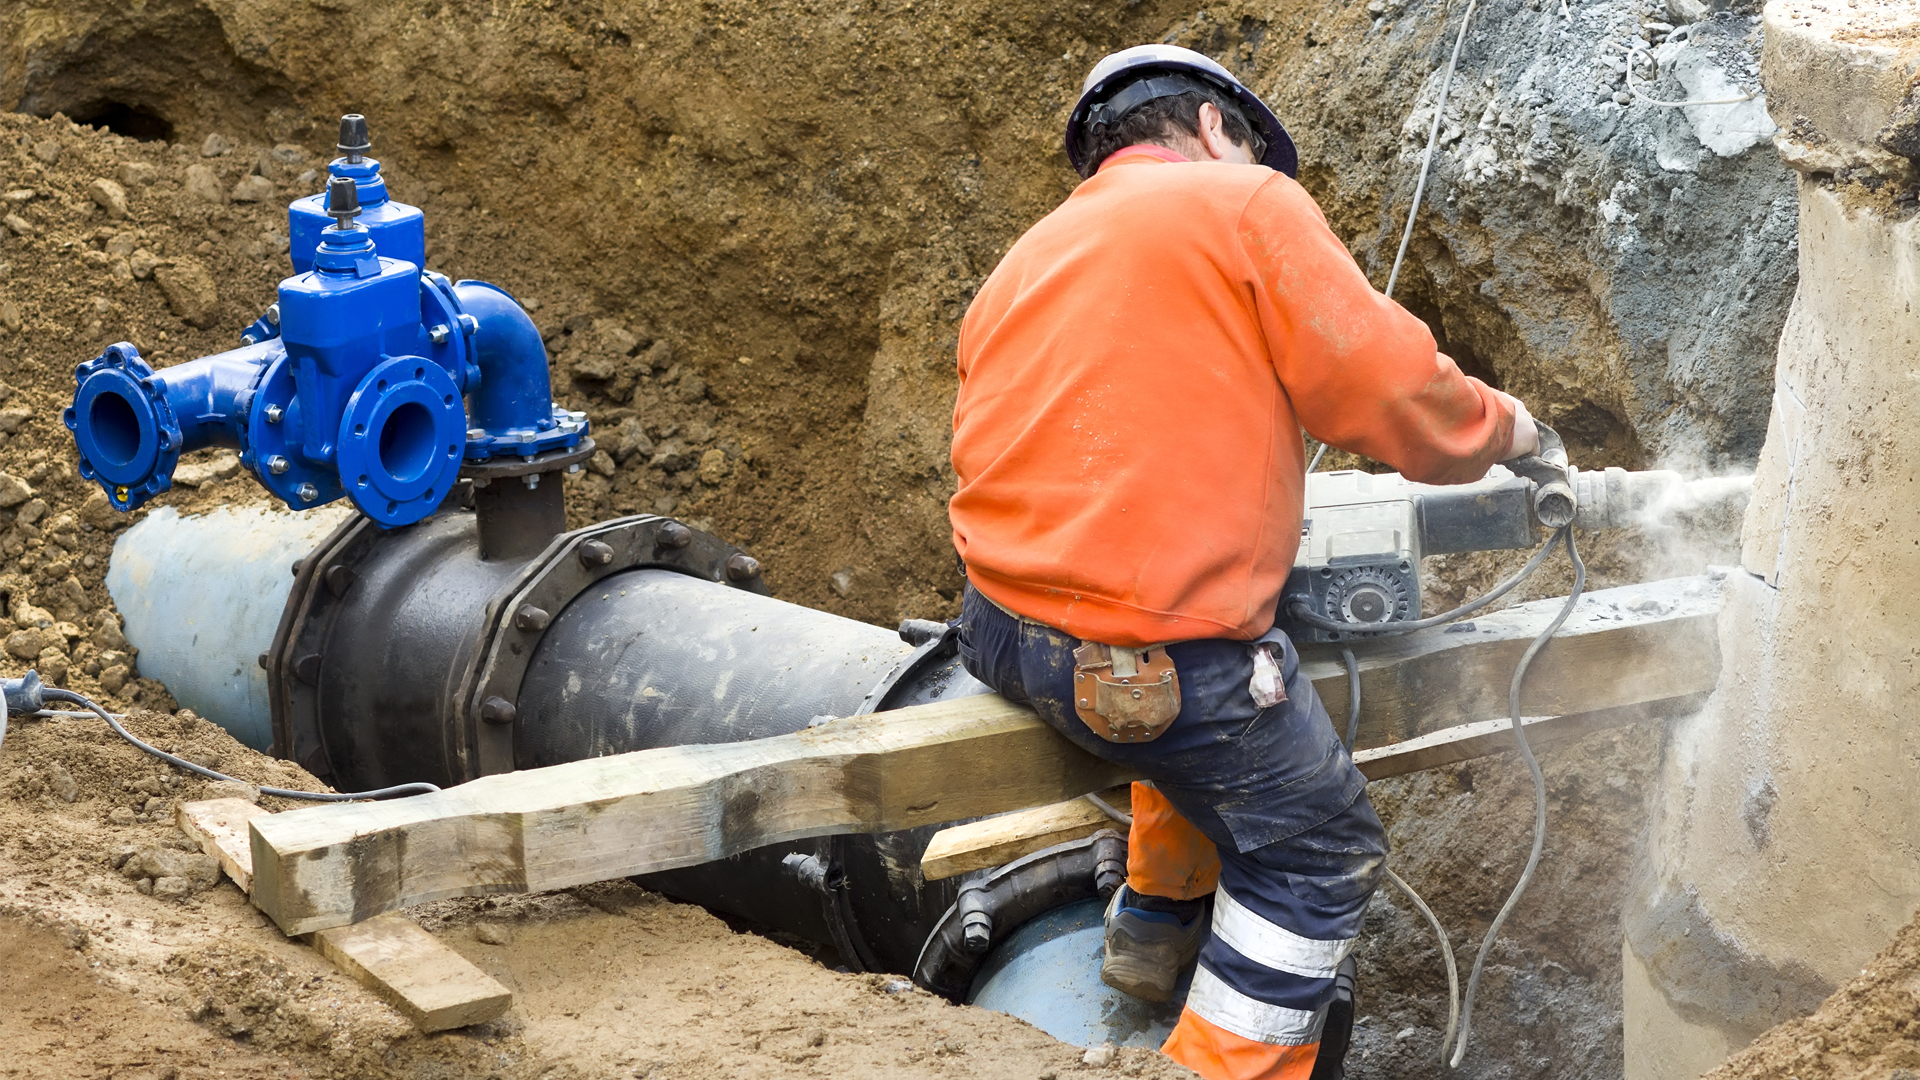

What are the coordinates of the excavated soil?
(0, 0, 1805, 1076)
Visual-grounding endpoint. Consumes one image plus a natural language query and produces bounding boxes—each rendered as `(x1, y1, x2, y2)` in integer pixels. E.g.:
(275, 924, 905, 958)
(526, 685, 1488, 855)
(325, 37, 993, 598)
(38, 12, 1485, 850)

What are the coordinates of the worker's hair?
(1076, 77, 1260, 178)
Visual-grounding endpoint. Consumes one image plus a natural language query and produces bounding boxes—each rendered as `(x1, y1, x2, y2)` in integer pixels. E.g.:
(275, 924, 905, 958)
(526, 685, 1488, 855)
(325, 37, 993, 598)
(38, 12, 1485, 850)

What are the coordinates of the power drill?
(1277, 464, 1694, 643)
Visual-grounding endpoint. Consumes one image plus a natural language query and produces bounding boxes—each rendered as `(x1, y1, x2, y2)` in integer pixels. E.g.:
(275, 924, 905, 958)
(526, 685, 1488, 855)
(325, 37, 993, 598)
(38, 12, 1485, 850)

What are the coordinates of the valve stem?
(325, 176, 362, 233)
(337, 114, 371, 165)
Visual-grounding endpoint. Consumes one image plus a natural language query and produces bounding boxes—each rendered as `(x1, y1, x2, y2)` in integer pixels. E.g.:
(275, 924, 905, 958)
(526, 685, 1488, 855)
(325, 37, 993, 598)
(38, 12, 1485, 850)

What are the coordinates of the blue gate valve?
(66, 123, 587, 530)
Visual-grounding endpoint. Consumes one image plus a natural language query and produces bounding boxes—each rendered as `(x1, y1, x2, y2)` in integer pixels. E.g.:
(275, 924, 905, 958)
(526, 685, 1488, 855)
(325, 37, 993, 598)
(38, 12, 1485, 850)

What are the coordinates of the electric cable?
(1287, 528, 1560, 637)
(36, 686, 440, 803)
(1384, 866, 1461, 1063)
(1447, 527, 1585, 1066)
(1385, 0, 1480, 299)
(1083, 790, 1134, 827)
(1340, 646, 1362, 749)
(1309, 0, 1474, 478)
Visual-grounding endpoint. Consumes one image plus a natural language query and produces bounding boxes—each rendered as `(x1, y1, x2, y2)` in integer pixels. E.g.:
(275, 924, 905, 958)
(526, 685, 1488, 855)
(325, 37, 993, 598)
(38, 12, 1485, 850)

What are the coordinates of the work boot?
(1306, 956, 1359, 1080)
(1100, 885, 1208, 1002)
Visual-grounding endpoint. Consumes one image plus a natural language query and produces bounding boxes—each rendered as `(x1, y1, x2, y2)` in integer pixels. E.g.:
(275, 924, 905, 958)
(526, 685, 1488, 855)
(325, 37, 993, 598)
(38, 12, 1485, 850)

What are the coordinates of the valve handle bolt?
(325, 176, 361, 232)
(338, 114, 371, 164)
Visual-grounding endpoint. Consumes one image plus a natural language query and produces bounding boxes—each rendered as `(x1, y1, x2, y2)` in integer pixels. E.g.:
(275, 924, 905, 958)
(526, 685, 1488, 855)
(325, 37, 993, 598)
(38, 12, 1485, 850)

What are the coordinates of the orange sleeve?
(1238, 176, 1515, 485)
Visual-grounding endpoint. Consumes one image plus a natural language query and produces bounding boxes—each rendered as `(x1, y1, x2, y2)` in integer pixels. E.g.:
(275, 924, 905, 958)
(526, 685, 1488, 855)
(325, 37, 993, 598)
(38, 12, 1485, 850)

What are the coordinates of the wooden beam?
(920, 694, 1708, 879)
(921, 786, 1133, 881)
(1350, 696, 1707, 781)
(176, 799, 271, 893)
(250, 694, 1133, 935)
(250, 576, 1722, 936)
(179, 798, 513, 1032)
(310, 913, 512, 1033)
(1304, 575, 1720, 751)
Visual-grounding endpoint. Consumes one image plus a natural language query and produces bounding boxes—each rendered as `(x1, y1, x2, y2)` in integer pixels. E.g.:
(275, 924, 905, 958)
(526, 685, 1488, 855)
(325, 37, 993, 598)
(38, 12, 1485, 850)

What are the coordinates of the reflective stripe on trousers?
(956, 586, 1387, 1077)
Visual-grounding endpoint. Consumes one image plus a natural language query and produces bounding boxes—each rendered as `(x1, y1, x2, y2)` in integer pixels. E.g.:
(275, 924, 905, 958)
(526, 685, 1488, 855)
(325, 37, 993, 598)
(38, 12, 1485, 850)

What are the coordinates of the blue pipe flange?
(419, 272, 480, 390)
(66, 343, 182, 511)
(335, 355, 467, 527)
(245, 352, 343, 511)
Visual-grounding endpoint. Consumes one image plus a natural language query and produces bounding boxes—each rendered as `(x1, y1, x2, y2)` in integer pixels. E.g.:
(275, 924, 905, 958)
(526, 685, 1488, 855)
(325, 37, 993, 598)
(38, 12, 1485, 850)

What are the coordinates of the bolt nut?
(458, 313, 480, 336)
(267, 455, 290, 475)
(264, 404, 284, 424)
(429, 323, 452, 345)
(323, 564, 357, 598)
(295, 482, 319, 502)
(480, 696, 517, 725)
(578, 540, 615, 568)
(513, 604, 552, 631)
(657, 521, 692, 549)
(725, 553, 762, 582)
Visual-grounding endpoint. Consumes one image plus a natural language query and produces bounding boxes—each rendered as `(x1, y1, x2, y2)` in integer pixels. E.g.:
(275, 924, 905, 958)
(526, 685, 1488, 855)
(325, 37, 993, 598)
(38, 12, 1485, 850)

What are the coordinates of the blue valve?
(65, 116, 587, 530)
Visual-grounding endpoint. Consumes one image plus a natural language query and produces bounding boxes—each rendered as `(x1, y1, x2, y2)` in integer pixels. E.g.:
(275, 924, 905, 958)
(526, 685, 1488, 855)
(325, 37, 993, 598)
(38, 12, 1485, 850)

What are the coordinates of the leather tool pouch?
(1072, 641, 1182, 743)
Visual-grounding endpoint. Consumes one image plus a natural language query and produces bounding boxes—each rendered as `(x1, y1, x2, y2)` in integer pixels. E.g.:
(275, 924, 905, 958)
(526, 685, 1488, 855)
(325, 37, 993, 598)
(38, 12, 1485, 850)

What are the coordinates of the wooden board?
(919, 695, 1707, 878)
(178, 799, 513, 1032)
(921, 786, 1133, 881)
(250, 576, 1722, 936)
(310, 913, 512, 1033)
(1350, 697, 1708, 781)
(1302, 576, 1721, 752)
(250, 694, 1134, 935)
(176, 799, 271, 893)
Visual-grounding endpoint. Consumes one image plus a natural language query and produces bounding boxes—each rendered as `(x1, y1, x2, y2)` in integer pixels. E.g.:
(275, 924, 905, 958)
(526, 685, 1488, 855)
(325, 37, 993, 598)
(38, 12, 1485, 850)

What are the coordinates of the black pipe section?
(914, 830, 1128, 1000)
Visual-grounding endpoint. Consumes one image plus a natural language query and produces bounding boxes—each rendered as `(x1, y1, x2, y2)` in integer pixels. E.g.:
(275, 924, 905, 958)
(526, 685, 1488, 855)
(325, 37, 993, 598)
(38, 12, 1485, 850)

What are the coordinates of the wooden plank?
(310, 912, 512, 1032)
(921, 786, 1133, 881)
(1350, 696, 1708, 780)
(250, 694, 1134, 935)
(175, 799, 271, 893)
(179, 799, 514, 1032)
(1303, 576, 1721, 752)
(920, 695, 1707, 878)
(250, 576, 1723, 936)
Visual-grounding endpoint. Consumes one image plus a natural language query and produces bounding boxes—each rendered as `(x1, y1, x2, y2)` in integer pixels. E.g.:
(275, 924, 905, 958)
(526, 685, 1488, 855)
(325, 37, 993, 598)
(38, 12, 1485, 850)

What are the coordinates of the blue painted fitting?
(65, 340, 280, 511)
(453, 280, 587, 460)
(240, 302, 282, 346)
(334, 355, 467, 526)
(288, 157, 424, 276)
(277, 223, 425, 472)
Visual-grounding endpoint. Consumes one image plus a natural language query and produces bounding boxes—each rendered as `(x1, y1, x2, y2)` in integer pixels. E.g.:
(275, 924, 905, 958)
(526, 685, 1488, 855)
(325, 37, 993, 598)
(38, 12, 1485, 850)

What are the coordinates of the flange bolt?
(481, 696, 517, 726)
(267, 455, 290, 474)
(657, 521, 692, 549)
(513, 604, 552, 631)
(264, 404, 284, 424)
(725, 553, 762, 582)
(296, 482, 319, 502)
(578, 540, 615, 568)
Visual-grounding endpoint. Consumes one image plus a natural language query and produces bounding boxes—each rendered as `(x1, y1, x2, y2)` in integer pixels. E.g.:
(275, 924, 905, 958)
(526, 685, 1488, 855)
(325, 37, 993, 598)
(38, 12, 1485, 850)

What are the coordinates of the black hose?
(1339, 646, 1361, 749)
(1288, 528, 1562, 637)
(1448, 527, 1586, 1067)
(39, 687, 440, 802)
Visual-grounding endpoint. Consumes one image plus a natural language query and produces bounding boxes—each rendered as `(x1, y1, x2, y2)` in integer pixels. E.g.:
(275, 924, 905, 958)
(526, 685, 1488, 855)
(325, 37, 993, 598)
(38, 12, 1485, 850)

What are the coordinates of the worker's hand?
(1503, 395, 1540, 461)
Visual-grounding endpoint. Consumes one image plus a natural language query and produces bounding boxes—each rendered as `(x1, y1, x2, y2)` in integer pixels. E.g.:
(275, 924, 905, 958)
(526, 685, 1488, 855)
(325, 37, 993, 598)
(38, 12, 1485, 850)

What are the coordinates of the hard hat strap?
(1083, 73, 1266, 161)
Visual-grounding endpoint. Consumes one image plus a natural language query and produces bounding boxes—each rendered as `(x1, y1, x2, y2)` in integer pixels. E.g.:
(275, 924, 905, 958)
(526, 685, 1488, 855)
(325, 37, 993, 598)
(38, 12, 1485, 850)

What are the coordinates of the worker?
(948, 44, 1545, 1080)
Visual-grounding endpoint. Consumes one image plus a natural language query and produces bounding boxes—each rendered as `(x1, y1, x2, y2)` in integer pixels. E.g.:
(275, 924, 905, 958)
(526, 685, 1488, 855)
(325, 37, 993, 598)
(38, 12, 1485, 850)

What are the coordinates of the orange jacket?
(949, 147, 1516, 647)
